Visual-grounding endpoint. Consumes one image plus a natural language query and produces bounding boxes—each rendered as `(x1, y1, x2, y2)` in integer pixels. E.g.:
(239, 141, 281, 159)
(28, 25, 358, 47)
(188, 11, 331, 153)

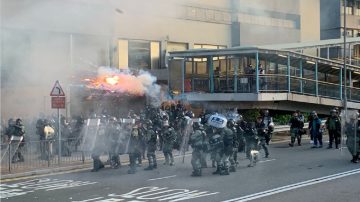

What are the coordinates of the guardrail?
(273, 121, 326, 133)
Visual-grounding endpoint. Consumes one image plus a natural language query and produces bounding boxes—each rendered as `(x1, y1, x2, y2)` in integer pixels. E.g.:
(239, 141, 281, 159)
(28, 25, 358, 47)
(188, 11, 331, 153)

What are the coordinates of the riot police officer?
(346, 112, 360, 163)
(261, 110, 274, 145)
(256, 116, 269, 158)
(162, 121, 176, 166)
(107, 117, 121, 169)
(189, 122, 207, 176)
(143, 120, 158, 170)
(128, 125, 142, 174)
(243, 122, 259, 167)
(11, 118, 25, 163)
(226, 119, 238, 172)
(326, 109, 341, 149)
(288, 111, 304, 147)
(220, 125, 235, 175)
(209, 127, 224, 174)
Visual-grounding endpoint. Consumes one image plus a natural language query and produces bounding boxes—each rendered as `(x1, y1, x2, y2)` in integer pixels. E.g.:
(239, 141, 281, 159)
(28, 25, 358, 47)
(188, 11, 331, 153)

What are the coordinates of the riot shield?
(342, 110, 359, 156)
(0, 136, 24, 162)
(121, 118, 135, 154)
(80, 119, 101, 152)
(179, 116, 193, 163)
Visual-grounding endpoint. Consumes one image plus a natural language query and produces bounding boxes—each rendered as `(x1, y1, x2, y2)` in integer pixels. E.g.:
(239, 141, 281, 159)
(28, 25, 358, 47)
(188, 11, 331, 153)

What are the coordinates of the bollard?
(81, 151, 84, 163)
(8, 143, 11, 173)
(47, 141, 51, 167)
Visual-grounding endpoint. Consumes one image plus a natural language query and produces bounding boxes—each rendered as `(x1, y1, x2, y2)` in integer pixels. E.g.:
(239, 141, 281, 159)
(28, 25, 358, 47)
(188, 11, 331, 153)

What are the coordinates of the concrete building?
(1, 0, 323, 118)
(320, 0, 360, 63)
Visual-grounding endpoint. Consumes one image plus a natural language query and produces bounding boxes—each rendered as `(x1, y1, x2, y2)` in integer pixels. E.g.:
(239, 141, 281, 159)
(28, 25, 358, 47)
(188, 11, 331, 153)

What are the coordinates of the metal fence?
(0, 138, 92, 174)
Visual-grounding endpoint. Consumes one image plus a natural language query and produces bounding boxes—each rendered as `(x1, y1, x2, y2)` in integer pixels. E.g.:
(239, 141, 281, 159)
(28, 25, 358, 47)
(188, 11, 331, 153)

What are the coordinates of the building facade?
(320, 0, 360, 61)
(1, 0, 321, 118)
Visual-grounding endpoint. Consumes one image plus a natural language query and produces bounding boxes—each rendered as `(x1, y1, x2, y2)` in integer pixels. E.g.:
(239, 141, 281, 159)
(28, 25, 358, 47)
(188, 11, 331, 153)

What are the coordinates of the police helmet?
(163, 120, 169, 127)
(185, 111, 195, 118)
(262, 109, 269, 116)
(193, 122, 203, 130)
(330, 109, 337, 115)
(227, 119, 235, 128)
(8, 118, 15, 126)
(15, 118, 22, 125)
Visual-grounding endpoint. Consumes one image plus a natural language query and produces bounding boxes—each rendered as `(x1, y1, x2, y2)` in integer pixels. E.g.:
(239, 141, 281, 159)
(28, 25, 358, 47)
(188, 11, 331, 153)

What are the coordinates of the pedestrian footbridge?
(168, 44, 360, 113)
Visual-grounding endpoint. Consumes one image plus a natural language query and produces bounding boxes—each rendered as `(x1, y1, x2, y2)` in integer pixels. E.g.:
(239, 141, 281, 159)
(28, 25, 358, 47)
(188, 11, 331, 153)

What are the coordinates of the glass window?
(118, 40, 128, 69)
(118, 40, 161, 70)
(194, 44, 227, 49)
(167, 42, 188, 52)
(128, 40, 151, 69)
(356, 1, 360, 15)
(150, 42, 160, 69)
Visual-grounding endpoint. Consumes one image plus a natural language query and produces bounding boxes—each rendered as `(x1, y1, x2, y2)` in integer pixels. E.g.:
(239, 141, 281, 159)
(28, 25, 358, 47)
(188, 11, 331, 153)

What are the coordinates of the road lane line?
(258, 159, 276, 163)
(148, 175, 177, 181)
(222, 168, 360, 202)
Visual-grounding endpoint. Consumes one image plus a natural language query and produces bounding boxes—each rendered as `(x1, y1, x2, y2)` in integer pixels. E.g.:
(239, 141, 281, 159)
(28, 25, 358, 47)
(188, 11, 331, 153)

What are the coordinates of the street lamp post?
(343, 0, 348, 112)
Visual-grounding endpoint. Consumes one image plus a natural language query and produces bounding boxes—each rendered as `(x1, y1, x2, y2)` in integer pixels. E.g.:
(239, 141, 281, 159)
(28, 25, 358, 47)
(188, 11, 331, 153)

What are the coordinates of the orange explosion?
(86, 74, 148, 96)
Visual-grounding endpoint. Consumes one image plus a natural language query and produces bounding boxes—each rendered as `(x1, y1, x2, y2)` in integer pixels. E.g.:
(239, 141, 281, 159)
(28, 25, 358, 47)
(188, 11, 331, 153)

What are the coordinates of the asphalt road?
(1, 140, 360, 202)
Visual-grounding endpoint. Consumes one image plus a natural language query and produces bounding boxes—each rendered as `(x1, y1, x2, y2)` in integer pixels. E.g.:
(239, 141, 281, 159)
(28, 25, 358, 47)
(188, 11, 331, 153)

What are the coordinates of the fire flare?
(85, 67, 160, 97)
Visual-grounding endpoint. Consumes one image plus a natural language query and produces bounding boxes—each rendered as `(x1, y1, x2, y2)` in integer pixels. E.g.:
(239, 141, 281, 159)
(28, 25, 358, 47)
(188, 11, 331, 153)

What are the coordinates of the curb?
(0, 163, 92, 180)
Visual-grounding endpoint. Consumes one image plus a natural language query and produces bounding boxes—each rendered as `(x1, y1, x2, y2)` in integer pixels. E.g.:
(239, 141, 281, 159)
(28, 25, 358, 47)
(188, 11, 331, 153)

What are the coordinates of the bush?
(273, 114, 292, 125)
(242, 109, 261, 123)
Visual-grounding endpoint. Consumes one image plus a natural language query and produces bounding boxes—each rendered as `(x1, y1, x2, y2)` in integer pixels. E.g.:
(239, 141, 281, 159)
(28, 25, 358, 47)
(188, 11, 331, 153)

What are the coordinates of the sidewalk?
(0, 133, 291, 180)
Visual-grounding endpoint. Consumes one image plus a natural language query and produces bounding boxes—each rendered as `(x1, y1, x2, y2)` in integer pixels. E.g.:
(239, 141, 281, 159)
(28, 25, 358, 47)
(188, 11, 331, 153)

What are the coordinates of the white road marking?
(258, 159, 276, 163)
(148, 175, 177, 181)
(222, 168, 360, 202)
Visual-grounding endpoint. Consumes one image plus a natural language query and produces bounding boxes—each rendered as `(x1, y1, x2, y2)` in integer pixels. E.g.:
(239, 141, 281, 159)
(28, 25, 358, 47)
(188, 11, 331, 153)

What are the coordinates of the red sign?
(51, 97, 66, 109)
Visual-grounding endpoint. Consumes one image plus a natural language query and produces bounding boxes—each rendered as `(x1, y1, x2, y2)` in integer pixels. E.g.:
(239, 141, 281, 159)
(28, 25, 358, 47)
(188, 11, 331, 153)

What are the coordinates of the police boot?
(191, 169, 201, 177)
(229, 165, 236, 172)
(127, 168, 136, 174)
(170, 157, 175, 166)
(297, 138, 302, 146)
(351, 155, 359, 163)
(212, 160, 216, 168)
(18, 153, 25, 162)
(164, 155, 169, 165)
(153, 163, 157, 169)
(144, 165, 153, 171)
(91, 159, 100, 172)
(220, 167, 230, 175)
(212, 166, 221, 175)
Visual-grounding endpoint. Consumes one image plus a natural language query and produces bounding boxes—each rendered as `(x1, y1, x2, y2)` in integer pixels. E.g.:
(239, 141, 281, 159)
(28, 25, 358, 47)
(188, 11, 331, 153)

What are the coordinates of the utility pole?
(343, 0, 348, 112)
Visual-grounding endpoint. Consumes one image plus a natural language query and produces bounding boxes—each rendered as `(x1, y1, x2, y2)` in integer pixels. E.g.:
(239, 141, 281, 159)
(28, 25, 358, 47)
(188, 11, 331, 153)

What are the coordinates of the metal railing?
(1, 138, 92, 174)
(183, 74, 360, 103)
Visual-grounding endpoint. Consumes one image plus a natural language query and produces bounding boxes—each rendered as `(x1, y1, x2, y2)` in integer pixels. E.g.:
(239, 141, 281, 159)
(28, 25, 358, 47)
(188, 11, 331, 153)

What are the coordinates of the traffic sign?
(51, 97, 66, 109)
(50, 80, 65, 96)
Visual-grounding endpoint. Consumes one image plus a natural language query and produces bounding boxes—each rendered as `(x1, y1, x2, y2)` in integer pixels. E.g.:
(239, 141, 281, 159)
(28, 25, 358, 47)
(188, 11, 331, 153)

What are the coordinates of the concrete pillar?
(191, 58, 195, 92)
(234, 57, 238, 93)
(315, 61, 319, 96)
(339, 67, 343, 100)
(181, 59, 185, 95)
(327, 47, 330, 59)
(287, 54, 291, 93)
(299, 59, 303, 93)
(256, 52, 259, 93)
(208, 56, 214, 93)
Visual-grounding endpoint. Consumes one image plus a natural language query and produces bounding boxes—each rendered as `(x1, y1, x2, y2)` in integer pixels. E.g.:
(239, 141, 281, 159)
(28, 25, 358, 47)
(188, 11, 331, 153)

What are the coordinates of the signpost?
(50, 80, 65, 164)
